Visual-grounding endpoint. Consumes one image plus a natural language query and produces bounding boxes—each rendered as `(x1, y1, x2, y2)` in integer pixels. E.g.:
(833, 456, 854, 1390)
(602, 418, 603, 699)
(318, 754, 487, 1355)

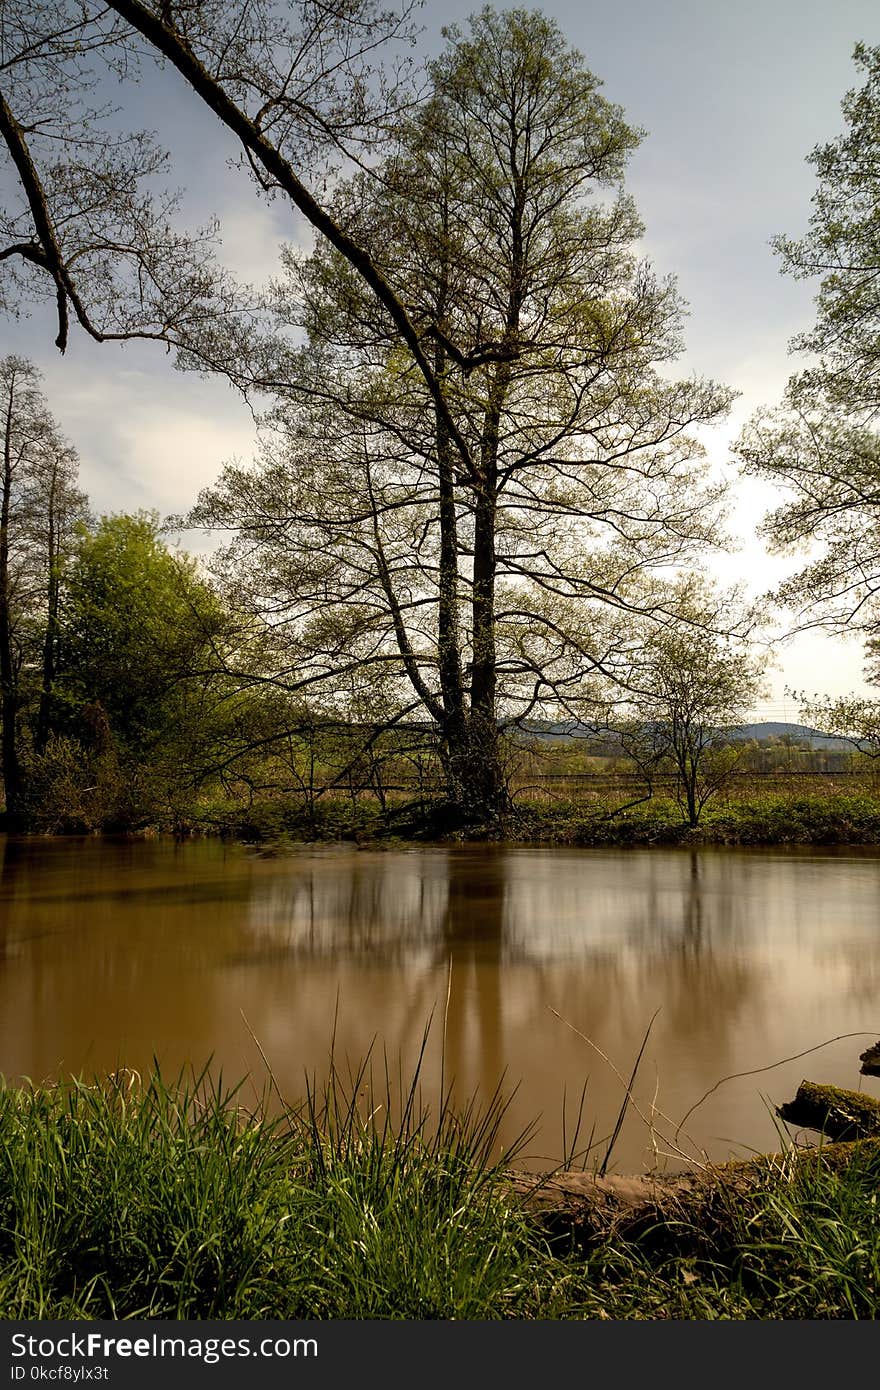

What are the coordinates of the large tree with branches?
(2, 3, 734, 822)
(185, 9, 732, 822)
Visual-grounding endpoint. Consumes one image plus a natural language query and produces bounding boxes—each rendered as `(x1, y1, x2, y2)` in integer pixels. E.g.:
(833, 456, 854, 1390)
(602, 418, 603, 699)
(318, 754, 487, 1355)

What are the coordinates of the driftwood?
(776, 1080, 880, 1141)
(859, 1041, 880, 1077)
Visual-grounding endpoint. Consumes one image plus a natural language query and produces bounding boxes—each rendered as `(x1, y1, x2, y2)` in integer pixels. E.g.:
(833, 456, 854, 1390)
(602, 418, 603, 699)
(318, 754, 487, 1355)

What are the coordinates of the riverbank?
(514, 790, 880, 847)
(1, 1068, 878, 1319)
(10, 781, 880, 849)
(222, 789, 880, 850)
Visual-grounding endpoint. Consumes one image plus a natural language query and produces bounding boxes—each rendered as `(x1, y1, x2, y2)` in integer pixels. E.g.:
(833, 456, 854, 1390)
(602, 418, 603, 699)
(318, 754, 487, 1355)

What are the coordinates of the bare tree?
(0, 1, 243, 351)
(0, 0, 425, 365)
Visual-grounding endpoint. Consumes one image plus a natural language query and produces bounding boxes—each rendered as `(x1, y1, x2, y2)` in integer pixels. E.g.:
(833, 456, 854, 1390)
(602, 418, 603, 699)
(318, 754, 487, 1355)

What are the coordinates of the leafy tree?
(772, 42, 880, 421)
(3, 4, 737, 827)
(617, 585, 767, 827)
(188, 9, 732, 824)
(0, 355, 86, 821)
(795, 691, 880, 761)
(738, 43, 880, 642)
(34, 511, 247, 829)
(57, 512, 225, 752)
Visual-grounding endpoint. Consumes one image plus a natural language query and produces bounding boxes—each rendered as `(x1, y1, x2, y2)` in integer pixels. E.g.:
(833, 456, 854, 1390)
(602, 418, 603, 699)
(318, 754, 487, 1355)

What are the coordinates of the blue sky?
(3, 0, 880, 717)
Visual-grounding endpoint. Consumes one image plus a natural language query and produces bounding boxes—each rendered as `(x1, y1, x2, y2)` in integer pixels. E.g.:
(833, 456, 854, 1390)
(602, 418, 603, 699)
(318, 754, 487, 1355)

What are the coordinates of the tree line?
(0, 5, 877, 830)
(0, 356, 232, 829)
(0, 345, 770, 832)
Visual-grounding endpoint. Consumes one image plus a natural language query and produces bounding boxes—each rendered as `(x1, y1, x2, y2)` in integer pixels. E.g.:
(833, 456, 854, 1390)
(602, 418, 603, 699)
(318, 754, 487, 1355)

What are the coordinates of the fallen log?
(859, 1041, 880, 1077)
(776, 1080, 880, 1141)
(508, 1136, 880, 1249)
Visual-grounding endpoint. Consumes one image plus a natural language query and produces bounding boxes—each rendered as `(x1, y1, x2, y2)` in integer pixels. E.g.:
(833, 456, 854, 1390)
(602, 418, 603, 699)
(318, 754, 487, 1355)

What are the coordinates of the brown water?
(1, 835, 879, 1174)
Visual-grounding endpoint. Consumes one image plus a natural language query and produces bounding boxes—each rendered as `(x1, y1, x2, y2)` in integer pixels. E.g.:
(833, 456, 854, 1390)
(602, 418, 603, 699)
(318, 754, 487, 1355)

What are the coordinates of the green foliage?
(188, 7, 732, 823)
(0, 1072, 302, 1318)
(733, 1144, 880, 1317)
(738, 44, 880, 642)
(577, 1142, 880, 1320)
(219, 793, 386, 844)
(709, 792, 880, 846)
(796, 692, 880, 757)
(20, 733, 128, 834)
(773, 42, 880, 420)
(0, 1064, 552, 1320)
(58, 512, 224, 750)
(14, 511, 248, 831)
(2, 1065, 880, 1319)
(619, 586, 768, 826)
(490, 791, 880, 848)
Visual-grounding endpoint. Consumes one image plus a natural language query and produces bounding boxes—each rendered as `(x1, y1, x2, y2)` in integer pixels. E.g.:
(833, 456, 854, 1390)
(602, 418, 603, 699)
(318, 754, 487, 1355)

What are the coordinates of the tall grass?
(550, 1139, 880, 1319)
(0, 1054, 564, 1320)
(733, 1142, 880, 1317)
(2, 1058, 879, 1319)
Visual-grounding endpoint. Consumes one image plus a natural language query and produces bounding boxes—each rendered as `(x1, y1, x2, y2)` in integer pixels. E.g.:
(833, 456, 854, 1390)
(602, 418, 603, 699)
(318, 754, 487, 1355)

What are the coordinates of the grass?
(567, 1139, 880, 1319)
(734, 1145, 880, 1317)
(19, 765, 880, 849)
(494, 790, 880, 847)
(2, 1053, 880, 1319)
(196, 785, 880, 850)
(0, 1053, 562, 1320)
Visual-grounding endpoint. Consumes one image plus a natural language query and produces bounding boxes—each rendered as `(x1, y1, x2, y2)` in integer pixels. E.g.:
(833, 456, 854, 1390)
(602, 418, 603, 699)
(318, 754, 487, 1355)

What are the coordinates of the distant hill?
(518, 720, 853, 750)
(727, 722, 852, 750)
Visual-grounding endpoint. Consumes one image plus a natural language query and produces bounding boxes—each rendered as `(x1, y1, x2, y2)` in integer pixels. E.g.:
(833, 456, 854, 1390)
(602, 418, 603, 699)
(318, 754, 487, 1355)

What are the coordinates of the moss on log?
(776, 1080, 880, 1140)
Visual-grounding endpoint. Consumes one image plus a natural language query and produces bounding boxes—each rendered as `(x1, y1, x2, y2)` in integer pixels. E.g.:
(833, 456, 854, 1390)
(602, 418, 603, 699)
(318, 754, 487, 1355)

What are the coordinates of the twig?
(599, 1008, 660, 1177)
(649, 1064, 662, 1170)
(240, 1008, 288, 1116)
(548, 1007, 706, 1171)
(440, 954, 453, 1104)
(674, 1029, 880, 1143)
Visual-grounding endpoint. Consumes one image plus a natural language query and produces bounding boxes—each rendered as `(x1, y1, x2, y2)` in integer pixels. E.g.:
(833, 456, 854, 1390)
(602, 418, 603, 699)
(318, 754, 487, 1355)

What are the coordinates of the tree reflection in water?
(2, 838, 880, 1171)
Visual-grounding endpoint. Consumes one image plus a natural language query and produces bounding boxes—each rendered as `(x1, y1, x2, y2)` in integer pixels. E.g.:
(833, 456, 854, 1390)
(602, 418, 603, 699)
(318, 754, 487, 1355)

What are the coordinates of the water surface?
(2, 835, 879, 1173)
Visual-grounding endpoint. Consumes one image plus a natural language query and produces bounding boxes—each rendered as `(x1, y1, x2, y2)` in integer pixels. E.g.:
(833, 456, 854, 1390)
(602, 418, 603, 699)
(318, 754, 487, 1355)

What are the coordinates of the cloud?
(31, 348, 258, 519)
(213, 197, 314, 290)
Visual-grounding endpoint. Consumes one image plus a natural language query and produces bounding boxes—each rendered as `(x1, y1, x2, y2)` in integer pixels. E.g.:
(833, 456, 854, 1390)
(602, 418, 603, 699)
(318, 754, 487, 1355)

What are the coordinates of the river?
(1, 835, 879, 1173)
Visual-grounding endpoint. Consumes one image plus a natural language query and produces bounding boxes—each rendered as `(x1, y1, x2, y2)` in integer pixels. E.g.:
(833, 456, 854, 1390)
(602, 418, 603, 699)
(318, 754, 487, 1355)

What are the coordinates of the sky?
(3, 0, 880, 721)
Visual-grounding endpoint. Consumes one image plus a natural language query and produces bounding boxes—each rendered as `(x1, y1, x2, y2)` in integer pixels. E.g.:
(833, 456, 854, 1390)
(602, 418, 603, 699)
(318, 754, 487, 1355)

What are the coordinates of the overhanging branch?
(103, 0, 481, 480)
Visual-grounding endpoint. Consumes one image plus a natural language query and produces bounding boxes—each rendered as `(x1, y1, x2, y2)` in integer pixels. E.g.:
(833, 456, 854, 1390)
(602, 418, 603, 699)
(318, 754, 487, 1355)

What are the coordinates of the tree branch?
(103, 0, 479, 478)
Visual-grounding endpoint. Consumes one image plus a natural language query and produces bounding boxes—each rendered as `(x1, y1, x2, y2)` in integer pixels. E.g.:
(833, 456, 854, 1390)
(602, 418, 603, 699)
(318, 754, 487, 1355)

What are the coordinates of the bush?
(21, 734, 129, 834)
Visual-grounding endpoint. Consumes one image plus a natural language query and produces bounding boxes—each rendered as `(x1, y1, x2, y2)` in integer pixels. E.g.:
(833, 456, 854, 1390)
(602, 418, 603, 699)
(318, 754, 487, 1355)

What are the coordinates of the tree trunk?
(433, 343, 469, 788)
(460, 315, 518, 824)
(0, 382, 21, 823)
(464, 477, 506, 822)
(441, 714, 508, 826)
(35, 460, 59, 754)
